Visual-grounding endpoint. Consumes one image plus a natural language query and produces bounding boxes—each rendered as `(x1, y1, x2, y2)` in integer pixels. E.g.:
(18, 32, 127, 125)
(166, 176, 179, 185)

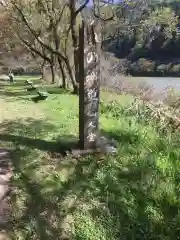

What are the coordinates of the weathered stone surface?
(79, 20, 101, 150)
(96, 136, 117, 154)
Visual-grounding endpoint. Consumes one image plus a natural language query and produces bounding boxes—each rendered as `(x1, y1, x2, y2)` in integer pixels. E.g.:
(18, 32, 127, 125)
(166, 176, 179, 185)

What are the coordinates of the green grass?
(0, 78, 180, 240)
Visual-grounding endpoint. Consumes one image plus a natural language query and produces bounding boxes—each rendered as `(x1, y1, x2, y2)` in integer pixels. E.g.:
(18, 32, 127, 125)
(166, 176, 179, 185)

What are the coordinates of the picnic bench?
(24, 79, 48, 101)
(37, 91, 48, 99)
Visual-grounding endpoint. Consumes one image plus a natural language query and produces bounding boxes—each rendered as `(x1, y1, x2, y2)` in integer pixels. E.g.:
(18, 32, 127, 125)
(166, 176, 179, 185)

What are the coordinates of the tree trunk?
(69, 0, 79, 84)
(40, 59, 46, 80)
(74, 48, 79, 84)
(58, 56, 66, 89)
(64, 58, 78, 94)
(50, 63, 55, 84)
(41, 67, 44, 80)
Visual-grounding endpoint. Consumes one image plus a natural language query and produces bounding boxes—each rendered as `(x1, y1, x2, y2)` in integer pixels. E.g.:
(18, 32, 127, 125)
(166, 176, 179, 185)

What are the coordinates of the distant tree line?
(102, 1, 180, 76)
(1, 0, 179, 90)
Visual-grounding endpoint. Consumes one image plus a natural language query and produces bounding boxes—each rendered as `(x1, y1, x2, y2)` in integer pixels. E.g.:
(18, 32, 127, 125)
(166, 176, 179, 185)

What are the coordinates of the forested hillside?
(102, 0, 180, 76)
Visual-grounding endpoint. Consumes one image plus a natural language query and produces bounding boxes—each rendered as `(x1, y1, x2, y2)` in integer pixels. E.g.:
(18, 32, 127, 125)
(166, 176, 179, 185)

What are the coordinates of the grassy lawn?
(0, 77, 180, 240)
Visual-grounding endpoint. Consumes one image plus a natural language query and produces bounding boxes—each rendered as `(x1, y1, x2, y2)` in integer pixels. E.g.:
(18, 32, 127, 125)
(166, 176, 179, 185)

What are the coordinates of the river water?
(136, 77, 180, 92)
(104, 76, 180, 100)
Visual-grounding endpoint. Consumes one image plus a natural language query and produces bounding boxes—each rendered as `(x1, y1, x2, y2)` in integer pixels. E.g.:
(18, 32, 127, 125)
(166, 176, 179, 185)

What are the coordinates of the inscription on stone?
(79, 19, 101, 150)
(77, 2, 117, 154)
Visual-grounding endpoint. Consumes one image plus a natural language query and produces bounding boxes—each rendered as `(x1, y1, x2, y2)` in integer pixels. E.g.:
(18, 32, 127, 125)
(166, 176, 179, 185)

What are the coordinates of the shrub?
(164, 88, 180, 107)
(138, 58, 155, 72)
(12, 67, 25, 75)
(129, 58, 155, 75)
(1, 67, 8, 74)
(156, 64, 171, 75)
(25, 66, 41, 74)
(169, 64, 180, 74)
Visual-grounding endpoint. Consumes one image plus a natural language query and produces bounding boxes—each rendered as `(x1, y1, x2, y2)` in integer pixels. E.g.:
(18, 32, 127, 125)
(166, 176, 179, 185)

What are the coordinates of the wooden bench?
(25, 79, 33, 86)
(25, 80, 48, 101)
(25, 79, 37, 91)
(37, 91, 48, 100)
(27, 86, 37, 92)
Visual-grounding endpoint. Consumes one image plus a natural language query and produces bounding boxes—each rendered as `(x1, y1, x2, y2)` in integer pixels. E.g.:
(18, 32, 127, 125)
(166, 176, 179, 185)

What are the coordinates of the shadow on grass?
(0, 89, 47, 101)
(0, 85, 70, 100)
(0, 79, 42, 87)
(0, 90, 35, 97)
(45, 86, 70, 95)
(0, 134, 76, 154)
(0, 119, 77, 154)
(0, 119, 179, 239)
(31, 95, 48, 103)
(10, 148, 180, 239)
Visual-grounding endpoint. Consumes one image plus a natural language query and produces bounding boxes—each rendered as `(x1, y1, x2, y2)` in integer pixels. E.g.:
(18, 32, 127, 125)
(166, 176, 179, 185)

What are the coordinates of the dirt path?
(0, 91, 46, 239)
(0, 149, 12, 239)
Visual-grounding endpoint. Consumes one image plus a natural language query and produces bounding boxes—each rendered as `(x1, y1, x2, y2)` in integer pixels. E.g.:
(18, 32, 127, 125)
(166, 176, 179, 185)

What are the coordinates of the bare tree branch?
(13, 3, 67, 61)
(75, 0, 90, 16)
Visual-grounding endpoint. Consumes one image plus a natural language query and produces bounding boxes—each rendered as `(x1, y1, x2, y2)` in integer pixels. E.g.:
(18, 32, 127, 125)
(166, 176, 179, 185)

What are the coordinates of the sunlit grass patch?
(0, 77, 180, 239)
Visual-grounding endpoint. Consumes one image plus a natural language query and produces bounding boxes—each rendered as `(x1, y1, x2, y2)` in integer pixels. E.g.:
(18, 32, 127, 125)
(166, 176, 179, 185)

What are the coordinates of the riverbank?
(101, 76, 180, 104)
